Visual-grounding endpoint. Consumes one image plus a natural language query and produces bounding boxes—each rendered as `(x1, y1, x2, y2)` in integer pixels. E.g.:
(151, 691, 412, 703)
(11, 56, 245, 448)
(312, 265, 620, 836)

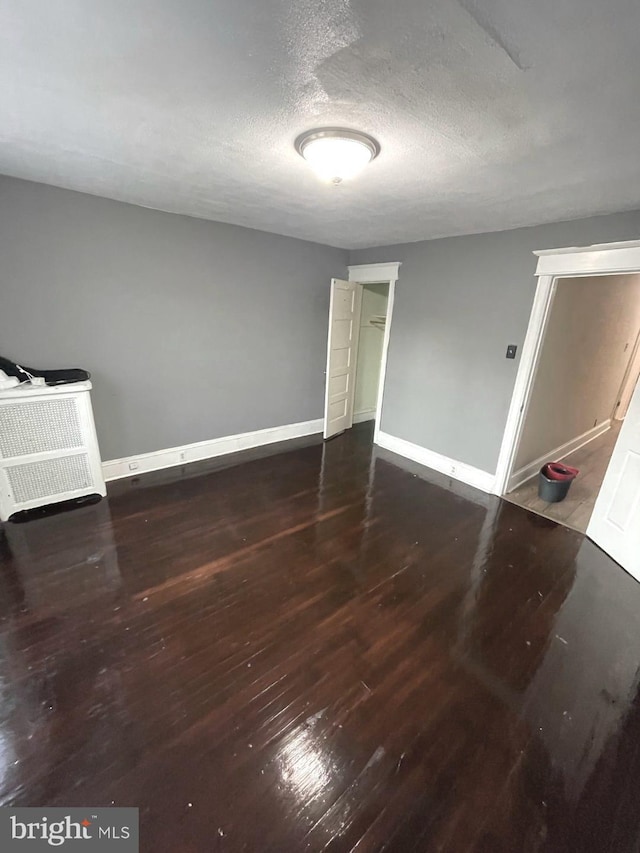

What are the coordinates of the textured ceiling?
(1, 0, 640, 249)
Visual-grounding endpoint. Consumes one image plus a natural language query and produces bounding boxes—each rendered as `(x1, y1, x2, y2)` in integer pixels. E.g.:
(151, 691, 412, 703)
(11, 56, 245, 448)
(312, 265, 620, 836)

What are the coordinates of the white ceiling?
(2, 0, 640, 249)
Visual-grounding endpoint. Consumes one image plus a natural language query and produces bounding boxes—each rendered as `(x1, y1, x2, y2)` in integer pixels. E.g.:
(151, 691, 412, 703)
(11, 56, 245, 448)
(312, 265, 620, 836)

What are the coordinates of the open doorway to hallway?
(504, 273, 640, 533)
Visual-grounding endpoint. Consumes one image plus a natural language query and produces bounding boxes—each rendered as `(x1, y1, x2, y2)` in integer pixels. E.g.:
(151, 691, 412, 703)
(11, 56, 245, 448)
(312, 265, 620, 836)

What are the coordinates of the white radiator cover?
(0, 381, 106, 521)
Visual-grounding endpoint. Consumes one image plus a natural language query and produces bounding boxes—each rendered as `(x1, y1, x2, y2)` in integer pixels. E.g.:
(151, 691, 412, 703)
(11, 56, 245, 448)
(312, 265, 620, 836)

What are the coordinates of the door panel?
(323, 279, 362, 439)
(588, 378, 640, 579)
(329, 374, 349, 396)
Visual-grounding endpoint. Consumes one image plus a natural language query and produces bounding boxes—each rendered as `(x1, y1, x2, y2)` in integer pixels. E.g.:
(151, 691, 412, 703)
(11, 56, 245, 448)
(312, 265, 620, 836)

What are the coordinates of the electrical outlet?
(506, 344, 518, 359)
(128, 461, 139, 471)
(179, 451, 186, 462)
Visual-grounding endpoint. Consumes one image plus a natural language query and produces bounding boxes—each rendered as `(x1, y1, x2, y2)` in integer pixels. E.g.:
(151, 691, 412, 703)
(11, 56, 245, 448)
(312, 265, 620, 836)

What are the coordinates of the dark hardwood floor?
(1, 422, 640, 852)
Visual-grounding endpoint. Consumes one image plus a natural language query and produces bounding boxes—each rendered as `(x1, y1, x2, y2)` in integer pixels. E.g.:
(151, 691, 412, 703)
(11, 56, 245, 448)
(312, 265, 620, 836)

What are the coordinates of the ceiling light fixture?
(295, 128, 380, 184)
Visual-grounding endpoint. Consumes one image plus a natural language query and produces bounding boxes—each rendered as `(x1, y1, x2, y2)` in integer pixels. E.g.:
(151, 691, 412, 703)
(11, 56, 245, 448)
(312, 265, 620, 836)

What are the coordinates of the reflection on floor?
(1, 422, 640, 851)
(504, 421, 623, 533)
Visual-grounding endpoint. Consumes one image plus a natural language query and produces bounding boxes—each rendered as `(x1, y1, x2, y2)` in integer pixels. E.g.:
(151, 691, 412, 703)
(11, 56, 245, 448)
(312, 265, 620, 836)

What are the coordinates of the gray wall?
(0, 176, 347, 460)
(350, 212, 640, 474)
(514, 274, 640, 471)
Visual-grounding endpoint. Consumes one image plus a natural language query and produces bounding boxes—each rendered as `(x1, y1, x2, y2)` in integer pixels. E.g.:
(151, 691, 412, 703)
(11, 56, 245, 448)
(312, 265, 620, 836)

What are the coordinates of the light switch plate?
(506, 344, 518, 359)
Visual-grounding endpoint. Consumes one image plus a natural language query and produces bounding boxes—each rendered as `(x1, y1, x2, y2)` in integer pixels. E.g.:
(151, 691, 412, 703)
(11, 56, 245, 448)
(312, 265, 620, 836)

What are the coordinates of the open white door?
(323, 278, 362, 440)
(588, 376, 640, 579)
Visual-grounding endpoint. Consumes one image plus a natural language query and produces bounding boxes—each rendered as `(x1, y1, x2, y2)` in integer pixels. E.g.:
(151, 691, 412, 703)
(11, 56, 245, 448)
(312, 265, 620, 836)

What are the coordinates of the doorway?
(503, 272, 640, 533)
(353, 283, 389, 425)
(493, 240, 640, 581)
(322, 262, 400, 442)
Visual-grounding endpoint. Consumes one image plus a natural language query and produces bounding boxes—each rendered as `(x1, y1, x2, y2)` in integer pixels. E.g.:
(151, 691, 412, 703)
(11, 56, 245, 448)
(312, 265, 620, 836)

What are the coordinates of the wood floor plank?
(1, 423, 639, 851)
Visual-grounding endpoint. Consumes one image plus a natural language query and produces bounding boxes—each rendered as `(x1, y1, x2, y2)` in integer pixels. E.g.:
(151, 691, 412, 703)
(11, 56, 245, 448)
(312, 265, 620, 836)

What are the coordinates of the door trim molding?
(494, 239, 640, 496)
(347, 262, 401, 283)
(348, 262, 401, 443)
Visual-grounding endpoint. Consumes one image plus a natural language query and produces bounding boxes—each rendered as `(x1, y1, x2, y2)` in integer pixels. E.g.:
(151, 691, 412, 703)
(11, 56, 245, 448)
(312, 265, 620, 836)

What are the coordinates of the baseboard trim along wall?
(376, 431, 496, 494)
(507, 419, 611, 493)
(102, 418, 324, 481)
(353, 409, 376, 424)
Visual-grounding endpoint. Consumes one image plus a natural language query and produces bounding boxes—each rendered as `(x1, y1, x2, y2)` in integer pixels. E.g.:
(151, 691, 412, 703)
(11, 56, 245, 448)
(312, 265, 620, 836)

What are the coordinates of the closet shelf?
(369, 315, 386, 329)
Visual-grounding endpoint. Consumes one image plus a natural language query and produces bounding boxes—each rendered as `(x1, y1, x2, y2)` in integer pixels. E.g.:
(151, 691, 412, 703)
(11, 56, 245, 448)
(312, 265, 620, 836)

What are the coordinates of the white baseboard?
(376, 431, 496, 494)
(507, 420, 610, 492)
(353, 409, 376, 424)
(102, 418, 323, 482)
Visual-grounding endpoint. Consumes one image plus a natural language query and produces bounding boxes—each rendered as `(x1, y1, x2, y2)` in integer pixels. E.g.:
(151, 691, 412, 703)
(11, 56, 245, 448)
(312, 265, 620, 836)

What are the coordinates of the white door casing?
(347, 262, 401, 444)
(323, 279, 362, 439)
(495, 240, 640, 496)
(588, 377, 640, 579)
(492, 239, 640, 578)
